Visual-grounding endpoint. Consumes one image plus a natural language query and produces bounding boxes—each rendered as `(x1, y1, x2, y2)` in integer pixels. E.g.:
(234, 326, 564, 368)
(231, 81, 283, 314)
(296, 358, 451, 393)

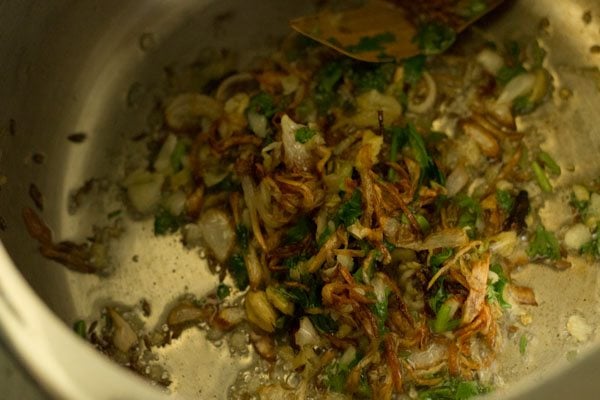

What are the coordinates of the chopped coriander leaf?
(403, 54, 427, 86)
(418, 378, 489, 400)
(154, 208, 180, 235)
(487, 264, 511, 309)
(415, 214, 431, 233)
(531, 161, 552, 192)
(430, 248, 453, 270)
(247, 92, 277, 118)
(208, 175, 241, 193)
(294, 126, 317, 144)
(496, 65, 526, 86)
(217, 283, 231, 300)
(537, 151, 561, 176)
(334, 190, 363, 227)
(580, 231, 600, 258)
(349, 62, 396, 93)
(414, 22, 457, 55)
(309, 314, 338, 333)
(107, 209, 122, 219)
(317, 224, 334, 247)
(345, 32, 396, 54)
(505, 40, 522, 65)
(406, 123, 445, 185)
(357, 372, 372, 398)
(455, 194, 482, 233)
(325, 362, 349, 392)
(236, 224, 250, 251)
(314, 60, 346, 114)
(513, 95, 536, 115)
(228, 253, 249, 290)
(282, 254, 309, 269)
(282, 277, 322, 309)
(529, 41, 547, 68)
(73, 320, 87, 339)
(428, 280, 448, 314)
(170, 140, 187, 172)
(458, 0, 487, 18)
(527, 225, 560, 260)
(284, 216, 313, 244)
(496, 189, 514, 212)
(519, 334, 528, 355)
(387, 125, 409, 180)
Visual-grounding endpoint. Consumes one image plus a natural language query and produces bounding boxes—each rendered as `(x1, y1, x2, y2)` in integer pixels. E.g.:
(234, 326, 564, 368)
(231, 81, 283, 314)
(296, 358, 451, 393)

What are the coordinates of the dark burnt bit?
(140, 298, 152, 317)
(503, 190, 529, 234)
(67, 132, 87, 143)
(130, 131, 148, 142)
(32, 152, 45, 164)
(0, 216, 7, 231)
(29, 183, 44, 211)
(8, 118, 16, 136)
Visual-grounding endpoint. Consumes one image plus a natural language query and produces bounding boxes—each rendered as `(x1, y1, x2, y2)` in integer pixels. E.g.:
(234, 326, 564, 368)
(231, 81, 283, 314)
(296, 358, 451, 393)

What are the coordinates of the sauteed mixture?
(23, 23, 600, 400)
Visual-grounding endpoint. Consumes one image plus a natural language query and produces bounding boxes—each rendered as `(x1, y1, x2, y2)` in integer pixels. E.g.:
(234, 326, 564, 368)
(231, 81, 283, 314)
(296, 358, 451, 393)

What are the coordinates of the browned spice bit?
(509, 284, 538, 306)
(582, 10, 592, 25)
(538, 17, 550, 31)
(140, 298, 152, 317)
(554, 259, 572, 270)
(8, 118, 16, 136)
(591, 45, 600, 54)
(131, 131, 148, 142)
(29, 183, 44, 211)
(67, 132, 87, 143)
(32, 153, 45, 164)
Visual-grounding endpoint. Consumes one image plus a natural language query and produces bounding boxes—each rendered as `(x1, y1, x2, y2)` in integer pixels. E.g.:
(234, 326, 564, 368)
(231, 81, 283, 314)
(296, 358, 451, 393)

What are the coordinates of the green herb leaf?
(513, 95, 536, 115)
(537, 151, 561, 176)
(349, 62, 396, 93)
(403, 55, 427, 86)
(487, 264, 511, 309)
(314, 60, 346, 114)
(531, 161, 553, 193)
(414, 22, 457, 55)
(170, 140, 187, 172)
(73, 320, 87, 339)
(345, 32, 396, 54)
(527, 225, 560, 260)
(430, 248, 453, 270)
(455, 194, 482, 235)
(294, 126, 317, 144)
(496, 189, 514, 212)
(519, 334, 528, 355)
(496, 65, 527, 86)
(406, 123, 445, 186)
(309, 314, 338, 334)
(217, 283, 231, 300)
(418, 378, 490, 400)
(247, 92, 277, 118)
(580, 230, 600, 258)
(107, 209, 122, 219)
(284, 216, 313, 244)
(458, 0, 487, 18)
(154, 208, 180, 235)
(334, 190, 363, 227)
(236, 224, 250, 251)
(228, 253, 249, 290)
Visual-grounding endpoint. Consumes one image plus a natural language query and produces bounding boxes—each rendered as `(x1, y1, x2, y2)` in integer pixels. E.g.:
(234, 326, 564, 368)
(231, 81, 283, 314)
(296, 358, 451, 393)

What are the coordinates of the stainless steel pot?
(0, 0, 599, 399)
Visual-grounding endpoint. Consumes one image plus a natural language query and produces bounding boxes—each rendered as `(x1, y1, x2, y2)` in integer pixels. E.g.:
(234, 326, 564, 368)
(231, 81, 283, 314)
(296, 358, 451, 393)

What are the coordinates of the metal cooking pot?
(0, 0, 599, 399)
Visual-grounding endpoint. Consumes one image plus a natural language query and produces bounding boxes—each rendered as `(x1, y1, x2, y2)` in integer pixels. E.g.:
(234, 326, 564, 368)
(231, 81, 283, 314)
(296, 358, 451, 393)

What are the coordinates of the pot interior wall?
(0, 0, 599, 398)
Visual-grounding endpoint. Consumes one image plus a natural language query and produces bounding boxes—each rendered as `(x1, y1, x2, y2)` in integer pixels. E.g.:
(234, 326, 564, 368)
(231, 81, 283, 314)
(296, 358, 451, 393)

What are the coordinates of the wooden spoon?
(290, 0, 505, 62)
